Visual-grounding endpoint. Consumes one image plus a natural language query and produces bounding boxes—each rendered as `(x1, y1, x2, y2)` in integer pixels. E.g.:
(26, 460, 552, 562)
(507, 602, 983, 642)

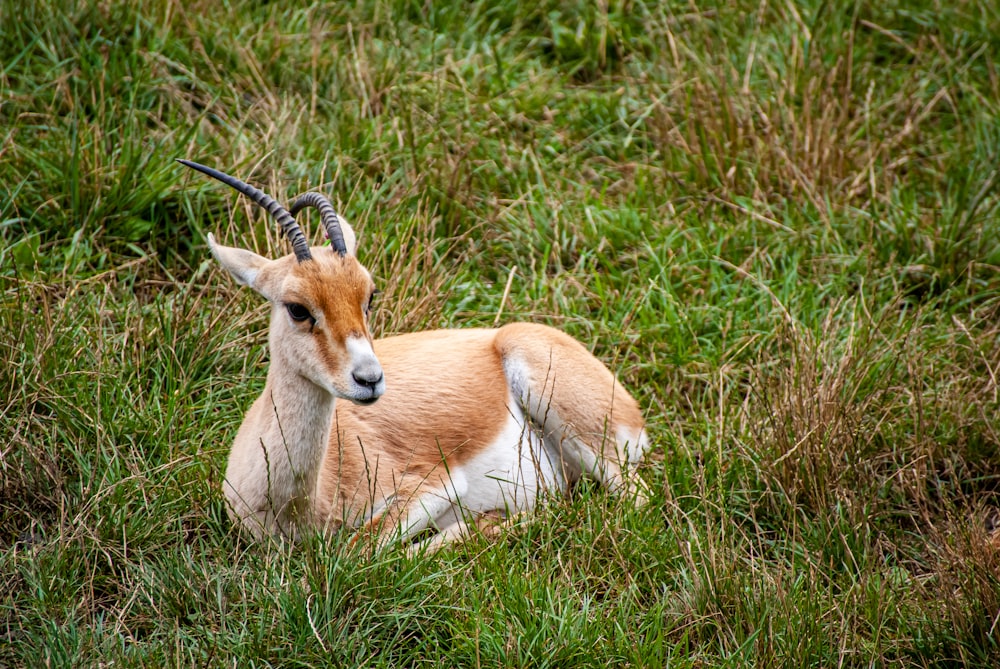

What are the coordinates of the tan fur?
(313, 324, 648, 544)
(213, 240, 384, 538)
(213, 236, 648, 548)
(495, 323, 647, 488)
(314, 329, 509, 529)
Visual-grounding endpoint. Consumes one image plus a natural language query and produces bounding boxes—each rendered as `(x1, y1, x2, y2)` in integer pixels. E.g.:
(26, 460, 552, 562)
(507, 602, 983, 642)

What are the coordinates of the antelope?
(181, 159, 649, 550)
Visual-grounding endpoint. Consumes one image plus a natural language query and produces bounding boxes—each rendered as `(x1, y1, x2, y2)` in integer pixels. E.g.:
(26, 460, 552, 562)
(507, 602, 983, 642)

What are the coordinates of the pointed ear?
(207, 233, 271, 294)
(339, 216, 358, 256)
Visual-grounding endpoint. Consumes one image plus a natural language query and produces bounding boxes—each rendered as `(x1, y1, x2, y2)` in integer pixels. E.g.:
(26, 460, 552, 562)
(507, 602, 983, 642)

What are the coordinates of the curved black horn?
(289, 192, 348, 257)
(178, 159, 313, 263)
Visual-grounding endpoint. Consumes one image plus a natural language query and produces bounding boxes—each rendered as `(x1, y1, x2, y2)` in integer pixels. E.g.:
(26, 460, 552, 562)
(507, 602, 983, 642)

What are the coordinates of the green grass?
(3, 0, 1000, 665)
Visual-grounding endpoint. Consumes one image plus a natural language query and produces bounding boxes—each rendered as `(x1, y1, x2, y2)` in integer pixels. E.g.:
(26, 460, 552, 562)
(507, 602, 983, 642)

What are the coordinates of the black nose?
(353, 371, 384, 390)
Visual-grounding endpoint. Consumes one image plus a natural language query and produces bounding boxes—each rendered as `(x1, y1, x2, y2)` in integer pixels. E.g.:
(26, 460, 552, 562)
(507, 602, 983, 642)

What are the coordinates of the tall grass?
(3, 0, 1000, 666)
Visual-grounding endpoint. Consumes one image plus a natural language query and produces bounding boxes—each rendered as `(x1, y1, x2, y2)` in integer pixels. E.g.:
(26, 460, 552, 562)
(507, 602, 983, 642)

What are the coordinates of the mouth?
(324, 381, 382, 405)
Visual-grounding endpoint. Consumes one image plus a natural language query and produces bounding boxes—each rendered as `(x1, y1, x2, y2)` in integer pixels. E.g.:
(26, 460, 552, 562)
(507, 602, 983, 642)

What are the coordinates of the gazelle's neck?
(264, 363, 336, 472)
(227, 362, 337, 538)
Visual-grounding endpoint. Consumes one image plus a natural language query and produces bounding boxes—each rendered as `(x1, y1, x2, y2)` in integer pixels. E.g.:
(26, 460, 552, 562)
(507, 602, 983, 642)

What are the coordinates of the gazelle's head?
(182, 159, 384, 405)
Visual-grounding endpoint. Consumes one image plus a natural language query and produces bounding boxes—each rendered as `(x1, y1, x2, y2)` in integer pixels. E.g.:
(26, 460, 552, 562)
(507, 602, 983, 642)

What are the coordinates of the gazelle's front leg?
(352, 471, 469, 551)
(410, 509, 510, 554)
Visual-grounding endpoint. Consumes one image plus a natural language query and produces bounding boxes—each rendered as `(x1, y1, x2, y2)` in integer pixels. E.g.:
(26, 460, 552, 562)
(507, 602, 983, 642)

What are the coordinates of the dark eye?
(365, 290, 379, 317)
(286, 303, 313, 323)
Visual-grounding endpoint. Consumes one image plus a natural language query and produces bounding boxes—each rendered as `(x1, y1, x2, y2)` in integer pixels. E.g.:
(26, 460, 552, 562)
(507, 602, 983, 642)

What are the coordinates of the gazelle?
(181, 159, 648, 550)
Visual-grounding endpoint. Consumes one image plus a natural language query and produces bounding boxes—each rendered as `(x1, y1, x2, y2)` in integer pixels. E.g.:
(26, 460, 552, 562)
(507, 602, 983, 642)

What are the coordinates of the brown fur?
(495, 323, 646, 468)
(313, 325, 648, 537)
(315, 329, 509, 527)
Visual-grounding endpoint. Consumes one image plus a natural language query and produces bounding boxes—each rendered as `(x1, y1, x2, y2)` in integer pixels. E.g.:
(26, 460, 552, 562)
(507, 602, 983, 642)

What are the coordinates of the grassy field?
(3, 0, 1000, 665)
